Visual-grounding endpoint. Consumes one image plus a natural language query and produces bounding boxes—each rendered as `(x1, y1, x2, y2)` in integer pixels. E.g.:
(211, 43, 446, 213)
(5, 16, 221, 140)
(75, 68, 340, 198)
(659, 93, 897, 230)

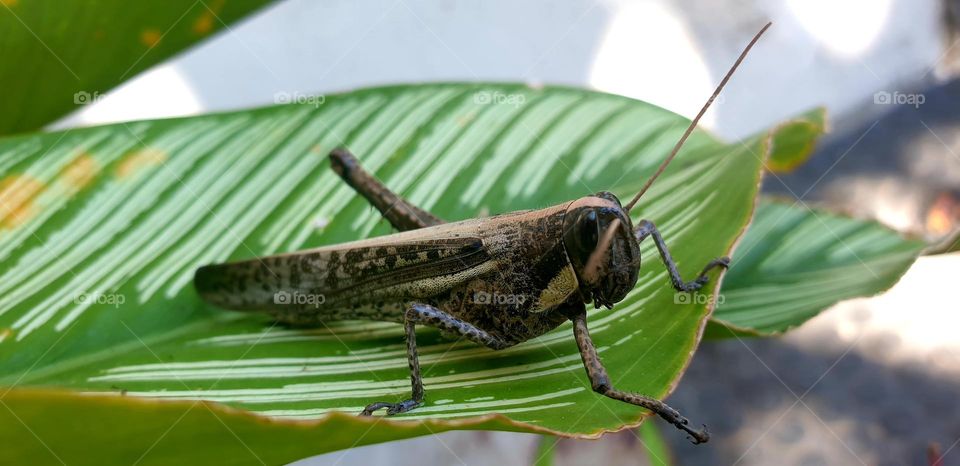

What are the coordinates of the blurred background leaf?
(764, 107, 826, 173)
(639, 420, 673, 466)
(706, 199, 926, 338)
(532, 435, 559, 466)
(0, 0, 276, 135)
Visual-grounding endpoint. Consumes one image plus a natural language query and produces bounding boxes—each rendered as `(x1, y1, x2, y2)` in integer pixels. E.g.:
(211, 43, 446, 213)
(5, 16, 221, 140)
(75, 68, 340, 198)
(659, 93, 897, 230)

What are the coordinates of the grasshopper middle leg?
(359, 303, 513, 416)
(635, 219, 729, 292)
(571, 311, 710, 444)
(330, 148, 444, 231)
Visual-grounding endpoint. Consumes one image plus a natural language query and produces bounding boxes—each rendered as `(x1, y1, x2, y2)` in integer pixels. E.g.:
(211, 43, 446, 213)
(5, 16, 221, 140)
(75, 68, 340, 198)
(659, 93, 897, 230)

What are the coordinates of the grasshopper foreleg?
(635, 219, 729, 293)
(359, 303, 513, 417)
(330, 148, 444, 231)
(571, 311, 710, 444)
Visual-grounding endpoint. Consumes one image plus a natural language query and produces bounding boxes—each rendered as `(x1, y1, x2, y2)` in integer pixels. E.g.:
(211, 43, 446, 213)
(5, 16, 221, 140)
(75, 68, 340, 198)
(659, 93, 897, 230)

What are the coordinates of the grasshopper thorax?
(562, 192, 641, 308)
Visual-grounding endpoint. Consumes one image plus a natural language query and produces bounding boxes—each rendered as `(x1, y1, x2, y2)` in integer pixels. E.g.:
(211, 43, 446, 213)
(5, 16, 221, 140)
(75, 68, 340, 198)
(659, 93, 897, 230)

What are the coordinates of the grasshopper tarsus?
(360, 399, 423, 416)
(635, 219, 728, 293)
(358, 402, 389, 416)
(690, 425, 711, 445)
(695, 257, 730, 285)
(330, 147, 443, 231)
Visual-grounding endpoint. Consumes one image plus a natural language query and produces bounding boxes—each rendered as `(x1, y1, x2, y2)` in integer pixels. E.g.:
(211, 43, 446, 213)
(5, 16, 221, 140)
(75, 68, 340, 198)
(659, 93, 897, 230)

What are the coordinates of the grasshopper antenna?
(583, 219, 622, 283)
(624, 21, 772, 213)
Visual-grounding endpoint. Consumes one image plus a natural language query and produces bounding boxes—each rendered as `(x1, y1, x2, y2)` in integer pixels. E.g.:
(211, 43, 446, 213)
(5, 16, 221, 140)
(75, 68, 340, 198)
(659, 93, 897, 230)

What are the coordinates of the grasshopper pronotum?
(195, 22, 771, 444)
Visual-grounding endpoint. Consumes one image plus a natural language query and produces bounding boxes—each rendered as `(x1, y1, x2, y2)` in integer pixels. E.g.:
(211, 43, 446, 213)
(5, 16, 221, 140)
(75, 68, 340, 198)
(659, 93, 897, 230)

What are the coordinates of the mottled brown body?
(195, 202, 584, 344)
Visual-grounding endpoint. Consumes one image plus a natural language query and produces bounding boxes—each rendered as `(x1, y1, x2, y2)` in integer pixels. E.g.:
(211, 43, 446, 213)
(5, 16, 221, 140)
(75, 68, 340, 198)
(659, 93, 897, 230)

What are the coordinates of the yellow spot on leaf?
(193, 15, 214, 35)
(0, 328, 14, 341)
(193, 0, 225, 36)
(115, 148, 167, 179)
(456, 112, 477, 127)
(0, 175, 45, 230)
(1, 0, 18, 7)
(141, 29, 162, 47)
(62, 153, 99, 192)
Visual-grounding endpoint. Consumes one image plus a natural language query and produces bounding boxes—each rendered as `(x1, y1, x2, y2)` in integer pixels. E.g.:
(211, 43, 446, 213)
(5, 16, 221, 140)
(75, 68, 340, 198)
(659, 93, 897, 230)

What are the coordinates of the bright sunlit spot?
(588, 1, 717, 127)
(786, 0, 892, 57)
(49, 64, 204, 130)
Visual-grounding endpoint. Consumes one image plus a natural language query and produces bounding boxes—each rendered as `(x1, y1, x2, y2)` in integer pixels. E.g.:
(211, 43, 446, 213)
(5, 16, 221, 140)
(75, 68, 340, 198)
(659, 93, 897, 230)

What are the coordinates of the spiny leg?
(359, 303, 512, 416)
(330, 148, 444, 231)
(635, 219, 729, 292)
(571, 311, 709, 444)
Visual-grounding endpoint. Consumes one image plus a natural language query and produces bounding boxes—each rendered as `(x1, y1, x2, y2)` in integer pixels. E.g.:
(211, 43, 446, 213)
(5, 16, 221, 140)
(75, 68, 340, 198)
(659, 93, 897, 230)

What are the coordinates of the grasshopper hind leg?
(330, 148, 444, 231)
(359, 303, 513, 417)
(571, 310, 710, 444)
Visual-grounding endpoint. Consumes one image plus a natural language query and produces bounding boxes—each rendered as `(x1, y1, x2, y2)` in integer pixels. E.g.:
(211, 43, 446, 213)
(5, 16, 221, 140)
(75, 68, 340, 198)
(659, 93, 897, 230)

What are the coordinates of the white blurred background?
(53, 0, 943, 140)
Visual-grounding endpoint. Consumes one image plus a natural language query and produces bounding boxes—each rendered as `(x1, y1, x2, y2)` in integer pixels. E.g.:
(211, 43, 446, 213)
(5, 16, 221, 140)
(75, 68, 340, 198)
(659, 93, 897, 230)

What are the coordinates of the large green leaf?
(0, 0, 275, 135)
(0, 83, 773, 463)
(706, 199, 926, 338)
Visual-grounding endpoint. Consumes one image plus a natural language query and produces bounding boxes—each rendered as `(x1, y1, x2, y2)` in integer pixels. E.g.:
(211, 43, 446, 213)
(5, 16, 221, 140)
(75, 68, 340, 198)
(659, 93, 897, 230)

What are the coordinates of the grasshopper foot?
(671, 416, 710, 445)
(677, 256, 730, 292)
(359, 399, 422, 416)
(651, 403, 710, 444)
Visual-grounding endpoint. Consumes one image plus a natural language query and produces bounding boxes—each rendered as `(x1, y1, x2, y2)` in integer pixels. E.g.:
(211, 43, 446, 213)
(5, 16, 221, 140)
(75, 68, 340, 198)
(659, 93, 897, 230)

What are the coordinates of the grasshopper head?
(562, 192, 640, 308)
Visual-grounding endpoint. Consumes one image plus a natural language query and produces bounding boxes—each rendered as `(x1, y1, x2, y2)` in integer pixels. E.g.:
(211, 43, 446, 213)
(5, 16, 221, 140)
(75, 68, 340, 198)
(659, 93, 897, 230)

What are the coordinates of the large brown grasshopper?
(194, 23, 771, 444)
